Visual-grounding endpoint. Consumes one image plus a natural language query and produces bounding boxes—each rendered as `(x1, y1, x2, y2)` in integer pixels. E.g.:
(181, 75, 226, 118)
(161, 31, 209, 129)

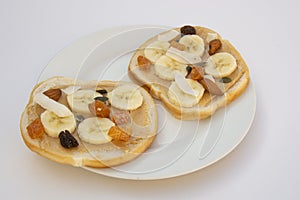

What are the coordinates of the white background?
(1, 0, 299, 199)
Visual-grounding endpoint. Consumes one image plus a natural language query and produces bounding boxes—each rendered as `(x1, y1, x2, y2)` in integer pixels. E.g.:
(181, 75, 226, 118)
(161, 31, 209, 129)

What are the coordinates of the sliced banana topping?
(168, 79, 204, 107)
(34, 93, 73, 117)
(205, 52, 237, 78)
(77, 117, 114, 144)
(40, 110, 76, 138)
(67, 90, 101, 115)
(144, 40, 170, 63)
(107, 84, 143, 110)
(165, 35, 204, 64)
(154, 55, 187, 80)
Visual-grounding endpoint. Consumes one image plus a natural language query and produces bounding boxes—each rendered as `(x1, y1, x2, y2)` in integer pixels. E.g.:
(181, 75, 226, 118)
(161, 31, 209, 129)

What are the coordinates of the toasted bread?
(128, 26, 250, 120)
(20, 76, 157, 167)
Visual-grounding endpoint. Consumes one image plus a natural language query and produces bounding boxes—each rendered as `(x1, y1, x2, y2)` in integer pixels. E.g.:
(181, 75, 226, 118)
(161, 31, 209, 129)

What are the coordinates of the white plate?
(39, 25, 256, 180)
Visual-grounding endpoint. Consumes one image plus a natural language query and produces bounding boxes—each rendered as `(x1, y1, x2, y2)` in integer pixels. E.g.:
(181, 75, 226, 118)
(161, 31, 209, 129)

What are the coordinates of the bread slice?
(128, 26, 250, 120)
(20, 76, 157, 168)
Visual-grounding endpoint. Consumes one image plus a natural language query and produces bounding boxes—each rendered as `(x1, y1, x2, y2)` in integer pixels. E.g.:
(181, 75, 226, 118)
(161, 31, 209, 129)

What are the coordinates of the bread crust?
(128, 26, 250, 120)
(20, 77, 157, 167)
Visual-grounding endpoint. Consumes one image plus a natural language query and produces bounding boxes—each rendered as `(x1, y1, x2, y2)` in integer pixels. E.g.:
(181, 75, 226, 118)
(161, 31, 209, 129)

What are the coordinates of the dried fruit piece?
(88, 100, 110, 118)
(170, 40, 185, 51)
(111, 110, 131, 125)
(137, 55, 151, 70)
(180, 25, 196, 35)
(43, 88, 62, 101)
(108, 126, 130, 142)
(208, 39, 222, 55)
(59, 130, 79, 149)
(200, 78, 224, 96)
(187, 66, 205, 81)
(26, 118, 44, 139)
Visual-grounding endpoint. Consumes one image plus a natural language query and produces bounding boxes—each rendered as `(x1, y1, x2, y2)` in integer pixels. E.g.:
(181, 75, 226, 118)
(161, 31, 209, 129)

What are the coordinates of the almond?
(200, 78, 224, 96)
(208, 39, 222, 55)
(187, 66, 205, 81)
(43, 88, 62, 101)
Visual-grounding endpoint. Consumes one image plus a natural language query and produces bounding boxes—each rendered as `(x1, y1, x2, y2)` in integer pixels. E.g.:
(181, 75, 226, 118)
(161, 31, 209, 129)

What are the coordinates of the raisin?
(180, 25, 196, 35)
(88, 100, 110, 118)
(94, 96, 109, 102)
(59, 130, 79, 149)
(137, 55, 151, 70)
(96, 89, 108, 95)
(208, 39, 222, 55)
(108, 126, 130, 142)
(26, 118, 44, 139)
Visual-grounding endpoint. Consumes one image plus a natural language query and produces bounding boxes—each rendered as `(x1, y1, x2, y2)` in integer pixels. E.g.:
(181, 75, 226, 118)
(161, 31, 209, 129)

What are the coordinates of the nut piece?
(180, 25, 196, 35)
(208, 39, 222, 55)
(43, 88, 62, 101)
(137, 55, 151, 70)
(187, 66, 205, 81)
(88, 100, 110, 118)
(26, 118, 44, 139)
(200, 78, 224, 96)
(170, 40, 185, 51)
(108, 126, 130, 142)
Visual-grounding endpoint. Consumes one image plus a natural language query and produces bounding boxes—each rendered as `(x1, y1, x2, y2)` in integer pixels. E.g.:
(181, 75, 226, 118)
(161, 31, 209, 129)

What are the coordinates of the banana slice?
(40, 110, 76, 138)
(34, 93, 73, 117)
(144, 40, 170, 63)
(77, 117, 114, 144)
(107, 85, 143, 110)
(166, 35, 204, 64)
(154, 55, 187, 80)
(205, 52, 237, 78)
(67, 90, 101, 115)
(168, 79, 204, 107)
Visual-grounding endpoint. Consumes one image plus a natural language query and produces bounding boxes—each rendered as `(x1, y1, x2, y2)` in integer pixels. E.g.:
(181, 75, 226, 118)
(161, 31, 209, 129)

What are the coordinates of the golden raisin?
(208, 39, 222, 55)
(88, 100, 110, 118)
(108, 126, 130, 142)
(26, 118, 44, 139)
(137, 55, 151, 70)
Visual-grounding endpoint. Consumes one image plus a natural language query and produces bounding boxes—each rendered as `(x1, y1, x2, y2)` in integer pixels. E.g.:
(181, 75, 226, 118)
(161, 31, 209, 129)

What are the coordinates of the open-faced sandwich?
(20, 77, 157, 167)
(129, 25, 250, 120)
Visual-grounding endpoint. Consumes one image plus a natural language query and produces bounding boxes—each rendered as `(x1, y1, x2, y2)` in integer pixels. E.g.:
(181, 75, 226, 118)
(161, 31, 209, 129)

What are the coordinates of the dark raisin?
(59, 130, 79, 149)
(180, 25, 196, 35)
(94, 96, 109, 102)
(220, 77, 232, 83)
(96, 89, 108, 95)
